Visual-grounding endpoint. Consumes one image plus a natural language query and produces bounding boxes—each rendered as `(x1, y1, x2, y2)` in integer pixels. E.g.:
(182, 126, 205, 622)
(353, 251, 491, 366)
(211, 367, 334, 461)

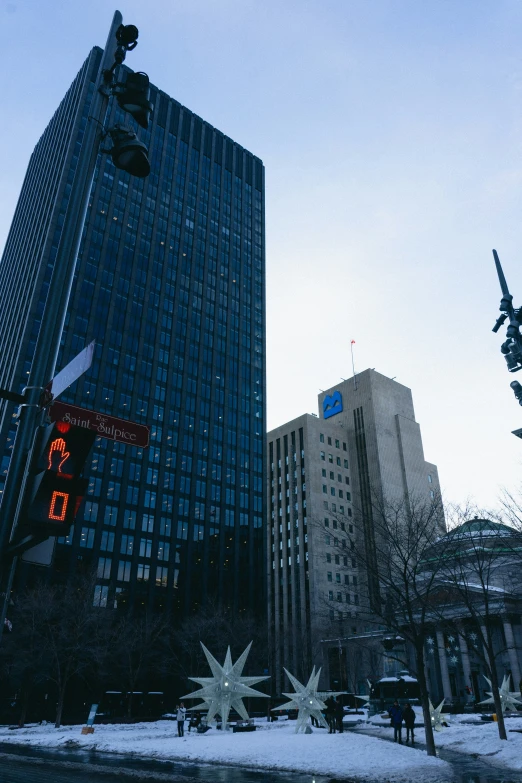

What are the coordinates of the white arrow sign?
(42, 340, 95, 405)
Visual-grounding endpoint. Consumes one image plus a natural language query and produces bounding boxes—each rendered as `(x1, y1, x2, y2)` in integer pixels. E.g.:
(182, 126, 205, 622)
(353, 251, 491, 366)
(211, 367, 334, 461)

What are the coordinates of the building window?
(344, 459, 348, 468)
(324, 517, 329, 527)
(336, 457, 341, 466)
(97, 557, 112, 579)
(343, 443, 347, 451)
(339, 490, 343, 499)
(80, 527, 95, 548)
(139, 539, 152, 558)
(329, 590, 334, 601)
(339, 505, 344, 514)
(324, 501, 328, 509)
(328, 453, 333, 463)
(93, 585, 108, 608)
(120, 534, 134, 555)
(156, 565, 168, 587)
(335, 439, 340, 448)
(428, 474, 432, 483)
(335, 554, 340, 565)
(137, 563, 150, 581)
(142, 514, 155, 533)
(330, 487, 335, 496)
(320, 434, 324, 443)
(344, 575, 349, 585)
(345, 476, 350, 485)
(322, 485, 327, 494)
(430, 489, 435, 498)
(335, 573, 341, 583)
(327, 571, 332, 582)
(331, 503, 336, 512)
(117, 560, 131, 582)
(320, 451, 325, 461)
(354, 595, 359, 605)
(337, 592, 342, 602)
(100, 531, 115, 552)
(328, 437, 332, 445)
(326, 553, 331, 563)
(322, 468, 326, 477)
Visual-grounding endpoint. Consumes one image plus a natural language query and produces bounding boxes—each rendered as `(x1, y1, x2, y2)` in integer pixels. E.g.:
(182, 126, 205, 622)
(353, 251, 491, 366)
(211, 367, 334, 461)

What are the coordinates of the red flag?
(351, 340, 356, 344)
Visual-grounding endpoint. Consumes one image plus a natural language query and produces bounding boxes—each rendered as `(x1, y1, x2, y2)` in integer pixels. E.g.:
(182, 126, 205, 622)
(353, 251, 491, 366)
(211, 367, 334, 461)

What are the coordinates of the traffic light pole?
(0, 12, 124, 632)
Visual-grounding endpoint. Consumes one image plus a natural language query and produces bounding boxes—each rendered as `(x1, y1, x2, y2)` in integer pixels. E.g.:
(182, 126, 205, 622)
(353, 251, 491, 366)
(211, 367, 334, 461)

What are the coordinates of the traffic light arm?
(492, 249, 522, 374)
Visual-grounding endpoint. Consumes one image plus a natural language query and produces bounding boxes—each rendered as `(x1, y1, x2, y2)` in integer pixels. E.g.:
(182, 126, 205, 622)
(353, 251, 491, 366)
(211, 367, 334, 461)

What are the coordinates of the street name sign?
(49, 401, 150, 447)
(41, 341, 95, 406)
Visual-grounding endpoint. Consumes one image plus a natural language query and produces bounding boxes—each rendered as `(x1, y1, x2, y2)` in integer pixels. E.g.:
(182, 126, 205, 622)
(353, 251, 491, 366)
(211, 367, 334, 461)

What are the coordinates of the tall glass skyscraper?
(0, 47, 266, 618)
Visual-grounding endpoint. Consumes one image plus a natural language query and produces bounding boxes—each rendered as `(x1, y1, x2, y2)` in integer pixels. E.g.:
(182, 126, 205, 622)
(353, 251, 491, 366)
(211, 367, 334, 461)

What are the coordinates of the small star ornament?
(275, 667, 330, 733)
(429, 699, 447, 731)
(182, 641, 269, 730)
(479, 675, 522, 714)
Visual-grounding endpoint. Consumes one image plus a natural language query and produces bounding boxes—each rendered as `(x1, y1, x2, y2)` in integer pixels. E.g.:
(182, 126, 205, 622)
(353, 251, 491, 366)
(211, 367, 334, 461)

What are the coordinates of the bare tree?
(7, 572, 108, 727)
(314, 491, 446, 757)
(436, 510, 522, 741)
(108, 610, 172, 719)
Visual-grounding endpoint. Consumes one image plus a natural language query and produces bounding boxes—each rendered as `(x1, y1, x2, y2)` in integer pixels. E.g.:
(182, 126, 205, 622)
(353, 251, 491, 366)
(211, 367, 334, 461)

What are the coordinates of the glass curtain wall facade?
(0, 47, 266, 618)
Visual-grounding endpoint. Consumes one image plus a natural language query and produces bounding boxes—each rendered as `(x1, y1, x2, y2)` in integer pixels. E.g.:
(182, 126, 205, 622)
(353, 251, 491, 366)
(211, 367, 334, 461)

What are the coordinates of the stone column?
(502, 616, 521, 690)
(457, 630, 473, 701)
(436, 630, 452, 702)
(480, 625, 491, 669)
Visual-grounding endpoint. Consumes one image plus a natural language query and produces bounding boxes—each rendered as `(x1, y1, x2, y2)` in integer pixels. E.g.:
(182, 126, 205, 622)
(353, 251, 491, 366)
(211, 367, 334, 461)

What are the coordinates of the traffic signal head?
(115, 72, 152, 129)
(24, 423, 96, 535)
(108, 126, 151, 178)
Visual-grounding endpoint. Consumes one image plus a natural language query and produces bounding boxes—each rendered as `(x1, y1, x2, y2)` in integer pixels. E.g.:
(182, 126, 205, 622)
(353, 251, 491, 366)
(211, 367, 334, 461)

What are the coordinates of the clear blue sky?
(1, 0, 522, 510)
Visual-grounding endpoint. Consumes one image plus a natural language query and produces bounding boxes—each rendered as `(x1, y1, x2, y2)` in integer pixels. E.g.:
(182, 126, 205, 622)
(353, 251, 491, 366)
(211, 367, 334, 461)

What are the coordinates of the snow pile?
(362, 711, 522, 773)
(0, 718, 451, 781)
(433, 714, 522, 771)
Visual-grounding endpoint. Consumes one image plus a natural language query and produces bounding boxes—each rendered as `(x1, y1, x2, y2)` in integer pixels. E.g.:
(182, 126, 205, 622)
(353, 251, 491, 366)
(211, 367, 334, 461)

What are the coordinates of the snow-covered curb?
(0, 719, 451, 781)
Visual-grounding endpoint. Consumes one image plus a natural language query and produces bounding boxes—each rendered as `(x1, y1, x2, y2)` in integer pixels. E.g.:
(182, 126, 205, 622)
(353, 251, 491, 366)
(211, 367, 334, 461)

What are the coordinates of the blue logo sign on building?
(323, 391, 343, 419)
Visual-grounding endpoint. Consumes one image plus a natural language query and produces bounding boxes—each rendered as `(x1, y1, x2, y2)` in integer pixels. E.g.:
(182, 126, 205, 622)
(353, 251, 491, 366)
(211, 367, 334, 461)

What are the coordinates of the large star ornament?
(275, 667, 329, 733)
(182, 641, 269, 729)
(429, 698, 447, 731)
(479, 675, 522, 714)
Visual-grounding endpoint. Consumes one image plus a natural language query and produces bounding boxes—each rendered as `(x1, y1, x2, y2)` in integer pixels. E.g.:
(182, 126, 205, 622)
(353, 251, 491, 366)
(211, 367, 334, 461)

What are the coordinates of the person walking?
(335, 697, 344, 733)
(325, 696, 336, 733)
(402, 702, 415, 743)
(388, 700, 403, 744)
(176, 702, 186, 737)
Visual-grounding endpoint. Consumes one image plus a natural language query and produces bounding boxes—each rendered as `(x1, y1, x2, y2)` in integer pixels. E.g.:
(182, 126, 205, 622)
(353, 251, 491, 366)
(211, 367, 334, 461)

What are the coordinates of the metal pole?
(0, 11, 123, 576)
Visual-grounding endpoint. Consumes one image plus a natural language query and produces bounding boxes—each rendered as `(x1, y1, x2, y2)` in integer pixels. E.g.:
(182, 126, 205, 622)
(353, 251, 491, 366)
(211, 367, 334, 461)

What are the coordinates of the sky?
(1, 0, 522, 510)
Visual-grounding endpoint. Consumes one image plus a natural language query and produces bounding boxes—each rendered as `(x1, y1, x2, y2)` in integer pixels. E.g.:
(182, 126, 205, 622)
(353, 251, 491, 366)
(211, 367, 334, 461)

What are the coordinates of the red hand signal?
(48, 438, 70, 473)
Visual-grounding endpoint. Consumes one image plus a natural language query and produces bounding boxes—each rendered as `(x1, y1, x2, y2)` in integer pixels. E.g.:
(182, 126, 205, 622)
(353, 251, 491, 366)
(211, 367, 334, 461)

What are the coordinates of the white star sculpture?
(275, 667, 329, 733)
(429, 698, 447, 731)
(182, 641, 269, 730)
(479, 675, 522, 714)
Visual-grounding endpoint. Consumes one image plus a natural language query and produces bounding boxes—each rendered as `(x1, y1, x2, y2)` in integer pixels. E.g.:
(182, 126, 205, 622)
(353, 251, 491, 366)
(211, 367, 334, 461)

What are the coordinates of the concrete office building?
(0, 46, 266, 618)
(268, 369, 442, 693)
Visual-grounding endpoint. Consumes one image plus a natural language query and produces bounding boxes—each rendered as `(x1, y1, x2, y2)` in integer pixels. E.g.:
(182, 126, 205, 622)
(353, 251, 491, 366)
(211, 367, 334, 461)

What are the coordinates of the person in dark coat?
(388, 700, 403, 744)
(325, 696, 336, 733)
(335, 697, 344, 733)
(402, 702, 415, 743)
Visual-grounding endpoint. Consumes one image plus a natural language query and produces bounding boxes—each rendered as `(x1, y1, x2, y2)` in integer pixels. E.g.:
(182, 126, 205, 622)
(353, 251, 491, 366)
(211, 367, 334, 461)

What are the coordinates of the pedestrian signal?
(24, 423, 96, 535)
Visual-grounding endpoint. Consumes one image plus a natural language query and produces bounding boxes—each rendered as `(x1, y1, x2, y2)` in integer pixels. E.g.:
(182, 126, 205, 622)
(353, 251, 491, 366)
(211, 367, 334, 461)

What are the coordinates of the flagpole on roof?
(350, 340, 357, 391)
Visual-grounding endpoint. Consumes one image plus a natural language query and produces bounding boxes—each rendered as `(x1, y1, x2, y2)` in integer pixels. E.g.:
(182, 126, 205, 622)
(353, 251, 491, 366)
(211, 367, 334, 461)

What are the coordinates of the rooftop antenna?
(491, 249, 522, 406)
(350, 340, 357, 390)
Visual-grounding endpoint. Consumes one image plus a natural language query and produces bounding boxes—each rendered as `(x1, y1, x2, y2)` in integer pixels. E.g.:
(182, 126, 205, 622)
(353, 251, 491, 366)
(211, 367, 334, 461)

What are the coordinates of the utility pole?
(0, 10, 150, 632)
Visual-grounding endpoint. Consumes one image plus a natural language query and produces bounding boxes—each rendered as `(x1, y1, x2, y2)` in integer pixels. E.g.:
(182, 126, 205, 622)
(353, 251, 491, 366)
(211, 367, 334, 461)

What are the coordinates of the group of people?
(174, 703, 208, 736)
(388, 700, 416, 744)
(323, 695, 345, 733)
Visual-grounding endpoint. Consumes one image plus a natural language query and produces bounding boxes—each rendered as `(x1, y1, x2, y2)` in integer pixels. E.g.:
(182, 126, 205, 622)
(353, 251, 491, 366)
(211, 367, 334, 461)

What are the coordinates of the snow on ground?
(0, 718, 451, 782)
(364, 709, 522, 773)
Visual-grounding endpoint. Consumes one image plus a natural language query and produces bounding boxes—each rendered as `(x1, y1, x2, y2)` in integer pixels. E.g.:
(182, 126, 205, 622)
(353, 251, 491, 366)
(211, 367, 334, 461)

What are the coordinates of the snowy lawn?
(364, 710, 522, 773)
(0, 718, 452, 781)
